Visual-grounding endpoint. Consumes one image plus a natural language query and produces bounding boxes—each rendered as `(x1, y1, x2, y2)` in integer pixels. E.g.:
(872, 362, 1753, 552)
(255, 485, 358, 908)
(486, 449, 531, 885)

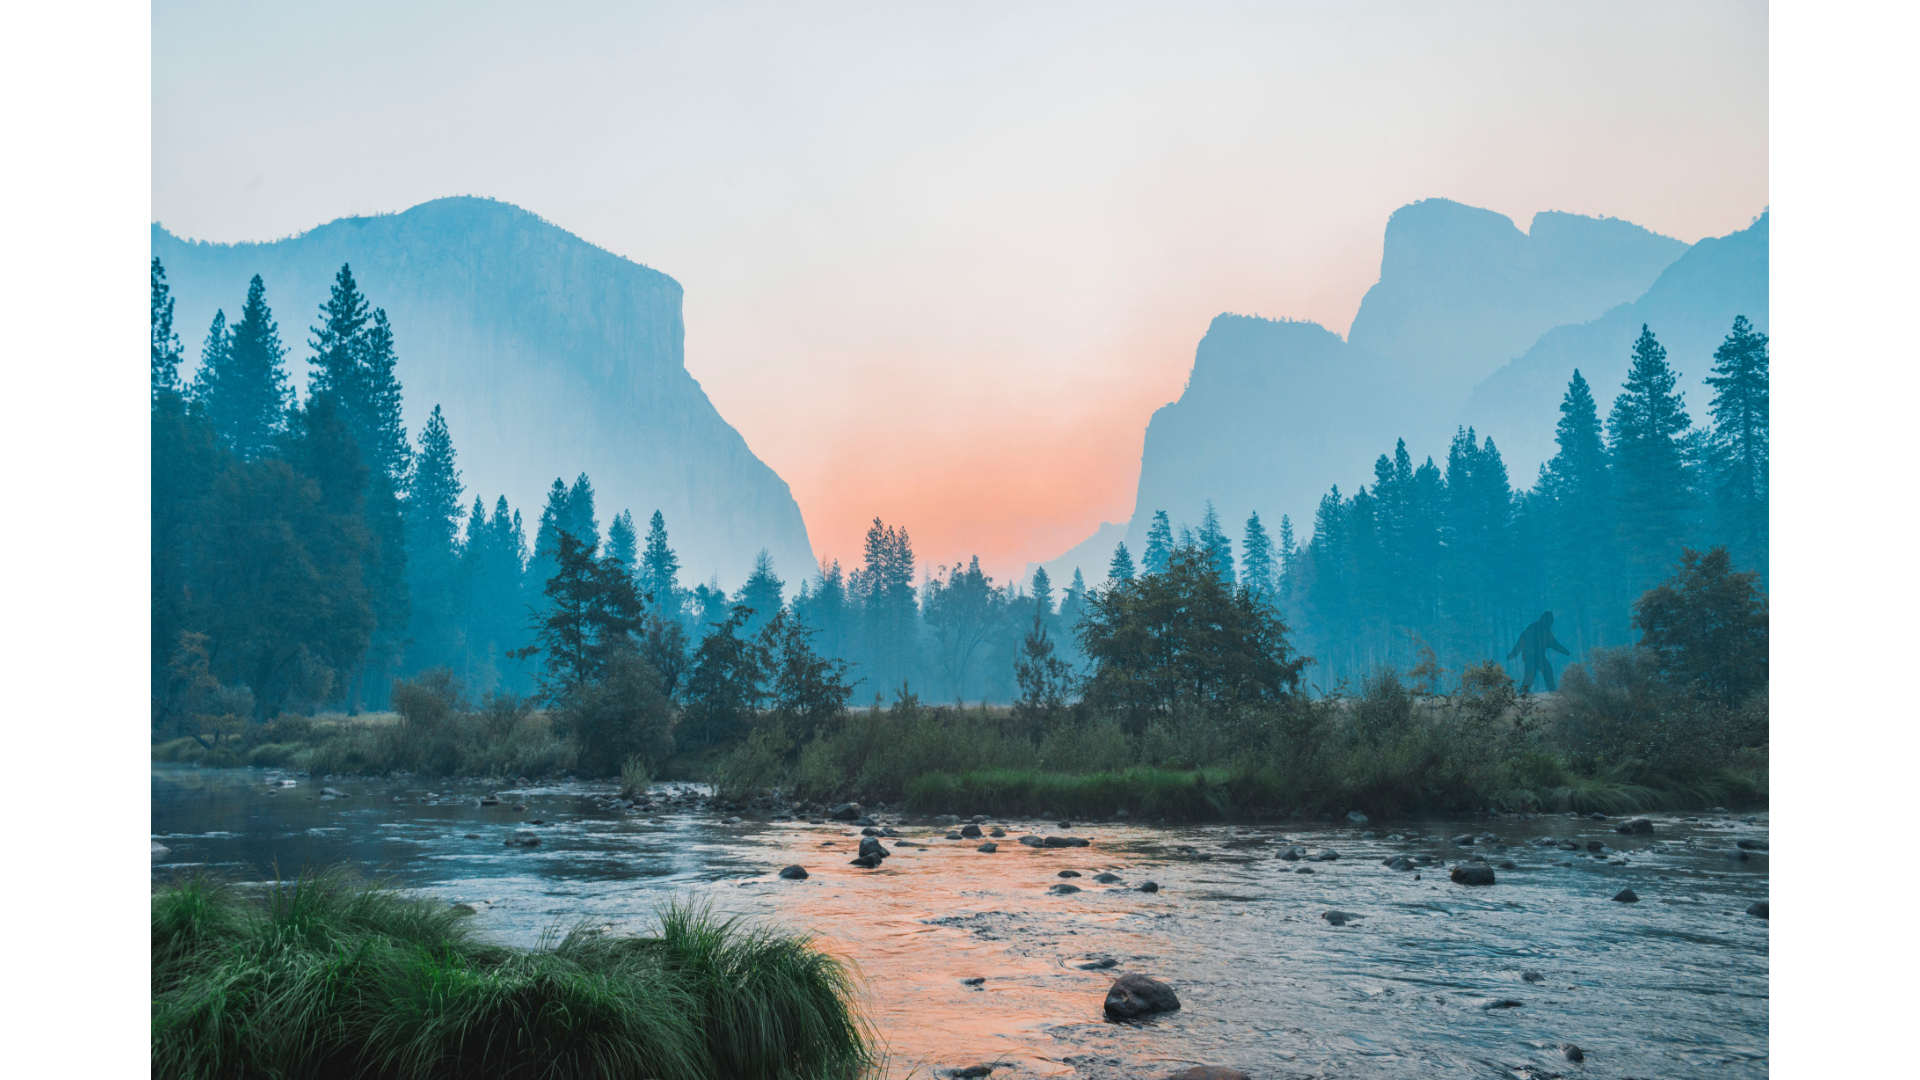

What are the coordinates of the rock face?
(150, 197, 816, 587)
(1104, 973, 1181, 1019)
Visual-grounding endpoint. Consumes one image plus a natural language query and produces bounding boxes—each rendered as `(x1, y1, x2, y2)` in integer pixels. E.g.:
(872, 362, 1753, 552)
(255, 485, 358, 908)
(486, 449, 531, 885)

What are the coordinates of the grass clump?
(152, 870, 872, 1080)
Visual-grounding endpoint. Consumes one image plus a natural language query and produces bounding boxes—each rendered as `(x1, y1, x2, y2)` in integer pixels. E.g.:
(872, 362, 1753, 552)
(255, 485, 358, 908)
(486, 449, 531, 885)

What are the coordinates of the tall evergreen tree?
(403, 406, 465, 672)
(308, 263, 371, 405)
(1143, 511, 1174, 575)
(606, 510, 638, 571)
(1030, 566, 1055, 619)
(151, 257, 183, 398)
(1705, 316, 1769, 575)
(194, 275, 290, 461)
(1241, 511, 1274, 601)
(735, 550, 786, 636)
(565, 473, 600, 550)
(1197, 501, 1235, 584)
(1607, 324, 1696, 593)
(1538, 369, 1616, 650)
(1108, 542, 1136, 585)
(852, 517, 918, 692)
(640, 511, 685, 622)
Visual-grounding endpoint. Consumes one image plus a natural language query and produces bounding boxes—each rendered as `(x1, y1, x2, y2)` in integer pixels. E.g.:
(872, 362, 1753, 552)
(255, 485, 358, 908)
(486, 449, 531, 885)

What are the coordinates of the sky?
(152, 0, 1769, 587)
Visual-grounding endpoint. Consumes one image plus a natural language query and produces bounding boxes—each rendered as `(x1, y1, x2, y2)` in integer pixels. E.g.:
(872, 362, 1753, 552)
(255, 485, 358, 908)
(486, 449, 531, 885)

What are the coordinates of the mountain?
(1039, 199, 1696, 587)
(152, 196, 815, 588)
(1462, 211, 1770, 480)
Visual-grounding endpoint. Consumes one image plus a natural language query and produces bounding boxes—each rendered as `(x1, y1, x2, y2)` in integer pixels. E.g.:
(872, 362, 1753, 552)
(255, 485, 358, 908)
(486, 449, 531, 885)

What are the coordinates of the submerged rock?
(778, 864, 809, 880)
(1613, 888, 1640, 903)
(1522, 970, 1544, 983)
(1049, 883, 1082, 895)
(949, 1066, 997, 1079)
(1138, 880, 1160, 893)
(1057, 870, 1082, 878)
(1322, 910, 1361, 926)
(1104, 973, 1181, 1018)
(1076, 956, 1119, 970)
(1747, 900, 1769, 919)
(505, 831, 541, 847)
(1384, 856, 1416, 871)
(1452, 834, 1475, 845)
(1563, 1044, 1585, 1062)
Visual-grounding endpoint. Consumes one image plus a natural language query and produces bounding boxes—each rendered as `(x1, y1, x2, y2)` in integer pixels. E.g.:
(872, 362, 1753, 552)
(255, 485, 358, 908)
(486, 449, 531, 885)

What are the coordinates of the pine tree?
(1241, 511, 1274, 601)
(1197, 501, 1235, 584)
(1705, 316, 1769, 574)
(1108, 542, 1136, 585)
(308, 265, 409, 487)
(195, 275, 290, 461)
(734, 550, 786, 636)
(1031, 566, 1055, 619)
(607, 510, 638, 572)
(640, 511, 684, 619)
(357, 310, 411, 486)
(308, 263, 371, 404)
(151, 257, 183, 399)
(1539, 369, 1615, 649)
(403, 405, 465, 672)
(1143, 511, 1174, 575)
(1607, 324, 1696, 592)
(566, 473, 600, 550)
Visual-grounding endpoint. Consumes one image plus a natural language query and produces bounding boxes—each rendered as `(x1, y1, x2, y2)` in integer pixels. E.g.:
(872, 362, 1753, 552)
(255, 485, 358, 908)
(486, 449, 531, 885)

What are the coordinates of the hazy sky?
(153, 1, 1768, 587)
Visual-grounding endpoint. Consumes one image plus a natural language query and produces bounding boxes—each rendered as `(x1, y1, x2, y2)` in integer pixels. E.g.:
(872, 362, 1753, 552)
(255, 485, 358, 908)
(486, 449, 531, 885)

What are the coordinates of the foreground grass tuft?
(152, 870, 872, 1080)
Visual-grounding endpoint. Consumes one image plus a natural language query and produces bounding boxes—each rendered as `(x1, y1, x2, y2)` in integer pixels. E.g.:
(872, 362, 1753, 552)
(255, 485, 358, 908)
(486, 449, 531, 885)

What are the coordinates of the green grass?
(152, 870, 873, 1080)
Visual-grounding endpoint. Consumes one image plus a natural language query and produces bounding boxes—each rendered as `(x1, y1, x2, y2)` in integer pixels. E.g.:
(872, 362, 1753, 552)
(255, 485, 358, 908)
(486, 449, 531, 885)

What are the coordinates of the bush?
(152, 870, 873, 1080)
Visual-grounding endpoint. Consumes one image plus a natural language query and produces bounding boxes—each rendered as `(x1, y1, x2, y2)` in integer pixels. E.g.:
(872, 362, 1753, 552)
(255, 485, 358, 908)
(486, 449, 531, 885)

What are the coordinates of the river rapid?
(152, 764, 1768, 1079)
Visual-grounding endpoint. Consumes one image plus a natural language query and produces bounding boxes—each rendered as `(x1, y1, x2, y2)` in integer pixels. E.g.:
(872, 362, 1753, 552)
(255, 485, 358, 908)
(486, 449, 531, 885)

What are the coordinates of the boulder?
(1103, 973, 1181, 1019)
(949, 1066, 995, 1079)
(1725, 849, 1751, 862)
(976, 842, 999, 852)
(1616, 816, 1655, 834)
(1521, 970, 1544, 983)
(1043, 835, 1090, 848)
(989, 827, 1006, 837)
(1346, 810, 1369, 824)
(1307, 850, 1339, 862)
(858, 836, 891, 860)
(1588, 812, 1609, 821)
(1383, 856, 1415, 871)
(779, 865, 809, 880)
(1322, 910, 1361, 926)
(1562, 1044, 1584, 1062)
(1585, 840, 1605, 852)
(1018, 835, 1044, 847)
(855, 816, 878, 827)
(861, 826, 881, 836)
(1057, 870, 1082, 878)
(1452, 834, 1475, 845)
(151, 841, 170, 859)
(1295, 866, 1315, 874)
(1450, 864, 1496, 886)
(505, 831, 541, 847)
(960, 824, 983, 838)
(1612, 888, 1639, 903)
(1736, 838, 1767, 850)
(451, 903, 477, 916)
(1138, 880, 1160, 893)
(829, 802, 862, 821)
(945, 831, 964, 840)
(1747, 900, 1769, 919)
(849, 854, 884, 868)
(1277, 847, 1303, 861)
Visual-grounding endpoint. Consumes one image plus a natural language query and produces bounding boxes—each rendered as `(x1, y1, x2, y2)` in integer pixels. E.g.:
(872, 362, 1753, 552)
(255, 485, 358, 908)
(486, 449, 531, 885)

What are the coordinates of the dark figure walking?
(1508, 611, 1571, 692)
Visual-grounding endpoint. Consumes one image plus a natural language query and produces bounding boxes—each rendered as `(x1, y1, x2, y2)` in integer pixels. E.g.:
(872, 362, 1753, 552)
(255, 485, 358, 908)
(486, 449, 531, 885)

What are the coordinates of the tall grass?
(152, 870, 873, 1080)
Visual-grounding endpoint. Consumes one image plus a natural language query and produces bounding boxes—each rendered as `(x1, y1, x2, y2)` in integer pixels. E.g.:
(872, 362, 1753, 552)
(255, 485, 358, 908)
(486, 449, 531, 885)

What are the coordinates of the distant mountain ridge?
(1035, 199, 1763, 589)
(152, 196, 816, 588)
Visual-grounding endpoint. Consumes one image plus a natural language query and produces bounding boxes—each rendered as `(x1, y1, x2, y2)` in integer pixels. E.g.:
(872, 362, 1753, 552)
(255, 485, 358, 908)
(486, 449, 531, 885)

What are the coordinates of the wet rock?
(1043, 835, 1090, 848)
(969, 814, 991, 823)
(1725, 848, 1751, 862)
(945, 831, 964, 840)
(1450, 864, 1496, 886)
(1295, 866, 1315, 874)
(1138, 881, 1160, 892)
(1322, 910, 1361, 926)
(858, 836, 891, 860)
(1158, 1069, 1249, 1080)
(1018, 835, 1044, 847)
(1452, 834, 1475, 845)
(861, 826, 881, 836)
(463, 833, 480, 839)
(1585, 840, 1605, 852)
(855, 816, 878, 827)
(1049, 883, 1082, 894)
(1562, 1044, 1584, 1062)
(1497, 861, 1516, 870)
(1384, 856, 1416, 871)
(1557, 841, 1581, 851)
(779, 864, 809, 880)
(1058, 820, 1074, 829)
(976, 842, 999, 852)
(1076, 957, 1118, 970)
(1347, 810, 1369, 824)
(1103, 973, 1181, 1018)
(1484, 998, 1524, 1009)
(1612, 888, 1640, 902)
(1615, 816, 1655, 834)
(478, 795, 499, 806)
(1093, 872, 1124, 883)
(723, 816, 742, 825)
(949, 1066, 996, 1079)
(961, 976, 985, 985)
(989, 827, 1006, 837)
(849, 854, 884, 868)
(1736, 838, 1767, 850)
(1588, 812, 1609, 821)
(1361, 831, 1377, 839)
(1747, 900, 1769, 919)
(961, 824, 984, 838)
(829, 802, 862, 821)
(1307, 849, 1340, 862)
(151, 841, 170, 859)
(505, 831, 541, 847)
(1277, 846, 1303, 861)
(1058, 870, 1082, 878)
(1522, 970, 1544, 983)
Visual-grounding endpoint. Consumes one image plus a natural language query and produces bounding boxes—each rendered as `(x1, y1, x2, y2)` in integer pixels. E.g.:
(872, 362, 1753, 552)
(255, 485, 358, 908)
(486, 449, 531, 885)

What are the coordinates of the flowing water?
(152, 764, 1769, 1079)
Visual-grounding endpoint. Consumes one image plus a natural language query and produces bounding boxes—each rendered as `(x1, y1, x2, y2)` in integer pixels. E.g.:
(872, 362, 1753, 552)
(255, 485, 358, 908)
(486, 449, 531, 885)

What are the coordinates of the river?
(152, 764, 1769, 1079)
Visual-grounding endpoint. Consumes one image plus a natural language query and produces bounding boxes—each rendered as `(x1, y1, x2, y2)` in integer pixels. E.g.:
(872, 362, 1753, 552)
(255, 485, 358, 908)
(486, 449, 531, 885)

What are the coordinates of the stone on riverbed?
(849, 854, 884, 868)
(1049, 883, 1081, 894)
(960, 824, 983, 838)
(1563, 1044, 1585, 1062)
(1043, 835, 1090, 848)
(1058, 870, 1081, 878)
(151, 841, 170, 859)
(1018, 835, 1044, 847)
(779, 864, 809, 880)
(1094, 872, 1124, 883)
(1384, 856, 1415, 871)
(1616, 816, 1655, 834)
(976, 842, 998, 852)
(989, 827, 1006, 837)
(858, 836, 891, 860)
(1613, 888, 1640, 902)
(1322, 910, 1361, 926)
(829, 802, 862, 821)
(1452, 834, 1474, 845)
(1138, 880, 1160, 892)
(1747, 900, 1769, 919)
(1103, 973, 1181, 1018)
(1450, 864, 1496, 885)
(1076, 956, 1118, 970)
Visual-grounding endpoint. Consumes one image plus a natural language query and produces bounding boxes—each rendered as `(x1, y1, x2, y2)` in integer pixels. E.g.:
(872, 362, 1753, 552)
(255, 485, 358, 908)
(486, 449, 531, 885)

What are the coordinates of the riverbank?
(152, 870, 871, 1080)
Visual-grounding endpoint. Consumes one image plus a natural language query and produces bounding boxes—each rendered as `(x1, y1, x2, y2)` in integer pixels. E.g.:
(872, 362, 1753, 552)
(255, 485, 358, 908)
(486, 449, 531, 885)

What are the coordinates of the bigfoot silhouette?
(1508, 611, 1571, 692)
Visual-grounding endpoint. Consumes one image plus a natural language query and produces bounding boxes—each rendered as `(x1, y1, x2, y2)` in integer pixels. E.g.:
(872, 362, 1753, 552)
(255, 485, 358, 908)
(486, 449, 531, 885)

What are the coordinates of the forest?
(150, 256, 1768, 812)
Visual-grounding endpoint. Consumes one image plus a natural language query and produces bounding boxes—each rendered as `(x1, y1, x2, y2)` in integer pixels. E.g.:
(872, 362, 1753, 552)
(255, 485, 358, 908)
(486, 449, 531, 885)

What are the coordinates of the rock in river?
(1450, 864, 1496, 885)
(976, 842, 998, 852)
(1322, 910, 1362, 926)
(1452, 834, 1475, 845)
(829, 802, 862, 821)
(1058, 870, 1082, 878)
(1049, 883, 1082, 895)
(1563, 1044, 1585, 1062)
(151, 841, 171, 859)
(1043, 835, 1091, 848)
(1104, 973, 1181, 1018)
(1747, 900, 1769, 919)
(960, 824, 983, 838)
(1346, 810, 1369, 824)
(1615, 816, 1655, 834)
(849, 854, 884, 868)
(779, 864, 809, 880)
(858, 836, 891, 860)
(1018, 834, 1044, 847)
(1093, 872, 1124, 883)
(1613, 888, 1640, 902)
(1138, 880, 1160, 893)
